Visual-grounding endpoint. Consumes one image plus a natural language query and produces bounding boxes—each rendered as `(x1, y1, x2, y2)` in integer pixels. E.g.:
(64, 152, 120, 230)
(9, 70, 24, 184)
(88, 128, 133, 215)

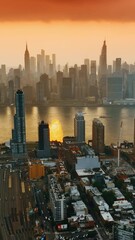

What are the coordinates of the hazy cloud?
(1, 0, 135, 22)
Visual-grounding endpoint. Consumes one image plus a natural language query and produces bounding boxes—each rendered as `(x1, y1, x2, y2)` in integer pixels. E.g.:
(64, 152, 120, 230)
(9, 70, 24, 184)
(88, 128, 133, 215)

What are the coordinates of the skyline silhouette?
(0, 1, 135, 67)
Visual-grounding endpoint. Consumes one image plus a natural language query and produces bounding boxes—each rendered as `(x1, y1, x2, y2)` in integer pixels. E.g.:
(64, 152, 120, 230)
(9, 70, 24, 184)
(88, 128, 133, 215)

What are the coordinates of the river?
(0, 106, 134, 145)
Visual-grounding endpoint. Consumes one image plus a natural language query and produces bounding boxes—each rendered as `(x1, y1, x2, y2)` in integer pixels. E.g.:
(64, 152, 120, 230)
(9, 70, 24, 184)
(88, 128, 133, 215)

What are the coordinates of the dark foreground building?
(11, 90, 27, 157)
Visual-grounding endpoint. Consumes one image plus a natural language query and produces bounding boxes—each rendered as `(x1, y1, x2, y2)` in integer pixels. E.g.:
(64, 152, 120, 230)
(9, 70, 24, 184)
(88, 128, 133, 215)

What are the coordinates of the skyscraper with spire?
(24, 43, 30, 82)
(11, 90, 27, 157)
(98, 40, 107, 98)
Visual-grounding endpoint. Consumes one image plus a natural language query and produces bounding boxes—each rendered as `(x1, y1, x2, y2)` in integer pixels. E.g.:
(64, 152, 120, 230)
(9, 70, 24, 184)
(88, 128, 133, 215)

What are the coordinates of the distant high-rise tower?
(88, 60, 98, 100)
(41, 49, 45, 74)
(36, 73, 50, 104)
(74, 112, 85, 143)
(92, 118, 104, 154)
(37, 121, 50, 158)
(98, 41, 107, 98)
(115, 58, 122, 75)
(8, 80, 14, 105)
(84, 58, 90, 77)
(45, 55, 50, 75)
(11, 90, 27, 157)
(107, 77, 123, 101)
(0, 64, 6, 84)
(57, 71, 63, 98)
(24, 44, 30, 81)
(52, 54, 56, 74)
(78, 65, 88, 99)
(30, 56, 36, 75)
(69, 67, 77, 98)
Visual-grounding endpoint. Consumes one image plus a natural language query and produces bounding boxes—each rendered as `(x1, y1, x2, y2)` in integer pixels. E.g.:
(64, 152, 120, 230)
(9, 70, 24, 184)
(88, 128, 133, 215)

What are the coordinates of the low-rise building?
(49, 175, 67, 222)
(100, 211, 114, 224)
(76, 155, 100, 170)
(72, 200, 88, 216)
(112, 188, 125, 201)
(114, 222, 135, 240)
(29, 163, 45, 179)
(70, 186, 80, 201)
(104, 175, 115, 189)
(68, 214, 95, 229)
(113, 200, 133, 214)
(87, 186, 102, 199)
(93, 195, 109, 212)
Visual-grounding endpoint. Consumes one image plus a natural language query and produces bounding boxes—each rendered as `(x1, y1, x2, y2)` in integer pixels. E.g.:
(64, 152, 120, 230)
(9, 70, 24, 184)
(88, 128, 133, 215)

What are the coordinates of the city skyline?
(1, 27, 135, 69)
(0, 1, 135, 67)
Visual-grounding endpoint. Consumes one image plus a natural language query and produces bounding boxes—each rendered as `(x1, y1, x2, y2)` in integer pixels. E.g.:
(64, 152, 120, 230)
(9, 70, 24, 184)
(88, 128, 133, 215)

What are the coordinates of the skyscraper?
(89, 60, 98, 100)
(37, 54, 42, 77)
(45, 55, 50, 75)
(115, 58, 122, 75)
(30, 56, 36, 75)
(61, 77, 73, 99)
(78, 65, 88, 99)
(69, 67, 77, 98)
(11, 90, 27, 156)
(52, 53, 56, 74)
(57, 71, 63, 98)
(98, 40, 107, 98)
(84, 58, 90, 77)
(92, 118, 104, 154)
(107, 77, 123, 101)
(8, 80, 14, 105)
(37, 121, 50, 158)
(0, 64, 6, 84)
(36, 73, 50, 104)
(74, 112, 85, 143)
(24, 44, 30, 81)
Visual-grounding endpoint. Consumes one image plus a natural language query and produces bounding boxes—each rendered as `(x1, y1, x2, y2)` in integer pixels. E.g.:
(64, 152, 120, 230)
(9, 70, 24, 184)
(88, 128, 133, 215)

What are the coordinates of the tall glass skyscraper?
(11, 90, 27, 156)
(37, 120, 50, 158)
(74, 112, 85, 143)
(92, 118, 104, 154)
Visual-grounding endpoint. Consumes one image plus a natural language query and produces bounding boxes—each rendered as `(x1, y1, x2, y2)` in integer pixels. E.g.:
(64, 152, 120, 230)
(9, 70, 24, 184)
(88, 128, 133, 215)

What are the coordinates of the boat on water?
(99, 115, 111, 118)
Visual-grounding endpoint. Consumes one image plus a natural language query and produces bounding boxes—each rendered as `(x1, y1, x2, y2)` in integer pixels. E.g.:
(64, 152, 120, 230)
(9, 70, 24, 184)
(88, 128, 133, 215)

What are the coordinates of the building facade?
(92, 118, 104, 154)
(98, 41, 107, 98)
(107, 77, 123, 101)
(37, 121, 50, 158)
(114, 222, 135, 240)
(24, 44, 30, 82)
(11, 90, 27, 157)
(74, 112, 85, 143)
(49, 175, 67, 222)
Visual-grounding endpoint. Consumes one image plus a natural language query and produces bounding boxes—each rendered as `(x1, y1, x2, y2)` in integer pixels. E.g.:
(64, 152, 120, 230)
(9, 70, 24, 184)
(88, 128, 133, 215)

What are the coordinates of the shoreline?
(1, 103, 135, 108)
(0, 100, 135, 108)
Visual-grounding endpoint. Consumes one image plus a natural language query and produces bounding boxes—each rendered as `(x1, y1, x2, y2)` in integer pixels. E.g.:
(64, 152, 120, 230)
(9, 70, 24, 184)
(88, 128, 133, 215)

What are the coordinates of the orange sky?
(1, 0, 135, 22)
(1, 0, 135, 68)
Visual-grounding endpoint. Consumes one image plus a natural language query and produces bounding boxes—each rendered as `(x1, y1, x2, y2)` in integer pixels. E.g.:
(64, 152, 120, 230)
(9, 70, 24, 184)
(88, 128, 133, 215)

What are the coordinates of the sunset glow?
(0, 0, 134, 67)
(50, 119, 63, 142)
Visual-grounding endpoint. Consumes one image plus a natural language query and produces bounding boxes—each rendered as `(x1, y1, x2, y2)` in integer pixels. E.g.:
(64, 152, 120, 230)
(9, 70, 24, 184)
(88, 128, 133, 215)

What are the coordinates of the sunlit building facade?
(92, 118, 104, 154)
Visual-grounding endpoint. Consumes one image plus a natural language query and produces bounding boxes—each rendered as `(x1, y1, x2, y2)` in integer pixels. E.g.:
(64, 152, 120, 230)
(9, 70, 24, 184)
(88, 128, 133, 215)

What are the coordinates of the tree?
(124, 191, 133, 201)
(93, 181, 104, 192)
(102, 190, 116, 207)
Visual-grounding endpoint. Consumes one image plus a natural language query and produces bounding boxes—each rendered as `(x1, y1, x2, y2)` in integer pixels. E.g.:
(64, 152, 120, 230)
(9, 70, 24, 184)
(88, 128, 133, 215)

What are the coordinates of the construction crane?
(117, 121, 123, 167)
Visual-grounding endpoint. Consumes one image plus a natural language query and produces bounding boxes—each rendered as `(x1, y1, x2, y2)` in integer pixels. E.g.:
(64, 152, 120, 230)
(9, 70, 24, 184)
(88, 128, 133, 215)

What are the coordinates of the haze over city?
(0, 1, 135, 240)
(0, 0, 135, 67)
